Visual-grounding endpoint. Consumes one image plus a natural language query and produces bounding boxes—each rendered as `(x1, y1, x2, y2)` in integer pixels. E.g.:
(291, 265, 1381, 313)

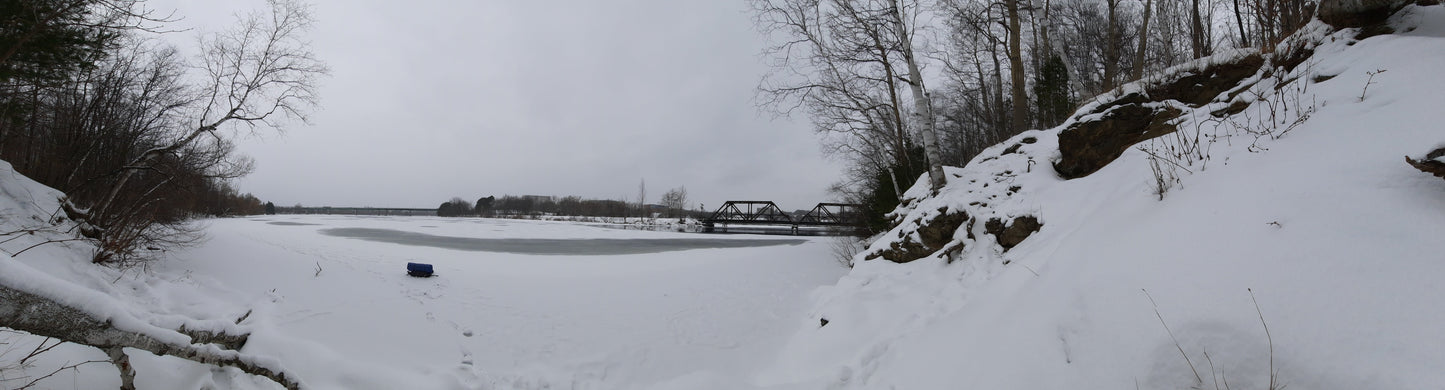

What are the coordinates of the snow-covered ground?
(1, 213, 847, 389)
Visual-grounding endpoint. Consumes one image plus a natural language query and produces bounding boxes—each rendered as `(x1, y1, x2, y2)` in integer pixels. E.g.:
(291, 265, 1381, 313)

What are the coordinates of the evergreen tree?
(859, 146, 927, 233)
(1034, 54, 1075, 128)
(0, 0, 127, 83)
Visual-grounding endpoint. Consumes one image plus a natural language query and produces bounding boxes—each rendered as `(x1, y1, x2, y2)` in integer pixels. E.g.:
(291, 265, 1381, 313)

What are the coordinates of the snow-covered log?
(0, 285, 302, 390)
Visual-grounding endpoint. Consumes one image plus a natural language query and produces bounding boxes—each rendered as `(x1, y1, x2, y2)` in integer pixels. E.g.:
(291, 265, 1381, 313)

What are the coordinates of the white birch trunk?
(0, 285, 302, 389)
(892, 1, 947, 192)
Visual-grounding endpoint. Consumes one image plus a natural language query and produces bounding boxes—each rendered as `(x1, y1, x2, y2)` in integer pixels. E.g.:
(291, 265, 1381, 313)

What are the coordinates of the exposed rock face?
(1146, 54, 1265, 106)
(984, 216, 1043, 249)
(1406, 147, 1445, 179)
(1055, 104, 1184, 179)
(1318, 0, 1413, 28)
(868, 208, 969, 263)
(1054, 54, 1265, 179)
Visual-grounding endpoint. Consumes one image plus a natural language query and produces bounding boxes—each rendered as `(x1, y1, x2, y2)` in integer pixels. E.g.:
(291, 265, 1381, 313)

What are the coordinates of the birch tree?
(751, 0, 946, 197)
(888, 0, 947, 191)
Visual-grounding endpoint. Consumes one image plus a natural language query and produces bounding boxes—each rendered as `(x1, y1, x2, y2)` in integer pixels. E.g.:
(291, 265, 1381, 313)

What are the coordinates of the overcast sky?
(152, 0, 845, 211)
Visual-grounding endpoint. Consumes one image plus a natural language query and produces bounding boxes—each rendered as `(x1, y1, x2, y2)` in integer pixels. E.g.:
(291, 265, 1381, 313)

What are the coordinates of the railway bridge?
(702, 201, 863, 235)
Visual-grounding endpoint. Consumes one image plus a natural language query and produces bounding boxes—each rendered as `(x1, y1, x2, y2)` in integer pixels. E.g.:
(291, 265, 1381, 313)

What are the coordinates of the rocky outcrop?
(868, 208, 969, 263)
(1146, 54, 1265, 106)
(1054, 55, 1264, 179)
(1055, 103, 1184, 179)
(1318, 0, 1413, 28)
(1406, 147, 1445, 179)
(984, 216, 1043, 249)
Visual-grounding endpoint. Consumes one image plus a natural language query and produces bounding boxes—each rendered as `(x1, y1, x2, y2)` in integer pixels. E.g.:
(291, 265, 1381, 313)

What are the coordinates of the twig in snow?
(6, 358, 110, 390)
(1359, 69, 1385, 101)
(18, 338, 60, 366)
(1143, 289, 1203, 385)
(1249, 288, 1280, 390)
(1204, 347, 1222, 390)
(9, 238, 90, 258)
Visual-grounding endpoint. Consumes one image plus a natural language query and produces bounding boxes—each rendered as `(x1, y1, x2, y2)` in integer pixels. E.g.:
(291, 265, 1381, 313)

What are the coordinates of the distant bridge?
(703, 201, 863, 235)
(280, 207, 435, 216)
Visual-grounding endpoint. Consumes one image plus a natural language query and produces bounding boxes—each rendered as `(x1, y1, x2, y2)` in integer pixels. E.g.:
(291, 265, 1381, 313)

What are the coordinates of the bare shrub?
(0, 332, 107, 390)
(829, 236, 866, 267)
(1139, 56, 1317, 200)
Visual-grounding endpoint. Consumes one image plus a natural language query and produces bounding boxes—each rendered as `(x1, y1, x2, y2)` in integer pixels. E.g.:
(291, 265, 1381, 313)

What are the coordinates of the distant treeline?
(438, 190, 695, 219)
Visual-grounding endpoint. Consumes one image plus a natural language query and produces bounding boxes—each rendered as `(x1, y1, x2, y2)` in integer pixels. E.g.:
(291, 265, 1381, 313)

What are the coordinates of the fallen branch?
(0, 285, 302, 389)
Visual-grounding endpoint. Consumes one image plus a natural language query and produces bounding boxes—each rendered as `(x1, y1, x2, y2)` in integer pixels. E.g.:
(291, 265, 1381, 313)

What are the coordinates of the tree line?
(1, 1, 327, 387)
(0, 0, 324, 265)
(437, 186, 694, 219)
(751, 0, 1313, 232)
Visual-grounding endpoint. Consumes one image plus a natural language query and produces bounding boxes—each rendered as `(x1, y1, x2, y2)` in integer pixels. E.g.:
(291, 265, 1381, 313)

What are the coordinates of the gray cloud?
(158, 0, 844, 211)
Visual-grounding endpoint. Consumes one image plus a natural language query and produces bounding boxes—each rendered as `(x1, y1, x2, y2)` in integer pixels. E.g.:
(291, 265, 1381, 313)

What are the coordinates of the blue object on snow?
(407, 262, 434, 277)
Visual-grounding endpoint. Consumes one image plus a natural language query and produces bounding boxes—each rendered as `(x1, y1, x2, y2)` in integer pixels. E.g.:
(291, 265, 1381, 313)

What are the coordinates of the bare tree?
(1190, 0, 1211, 58)
(1003, 0, 1029, 134)
(636, 178, 647, 218)
(1102, 0, 1121, 91)
(751, 0, 937, 199)
(1131, 0, 1154, 81)
(660, 186, 688, 217)
(85, 0, 327, 264)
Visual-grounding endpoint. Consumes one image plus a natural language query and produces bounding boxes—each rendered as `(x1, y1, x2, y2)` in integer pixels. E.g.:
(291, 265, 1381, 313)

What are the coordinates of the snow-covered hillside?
(756, 5, 1445, 390)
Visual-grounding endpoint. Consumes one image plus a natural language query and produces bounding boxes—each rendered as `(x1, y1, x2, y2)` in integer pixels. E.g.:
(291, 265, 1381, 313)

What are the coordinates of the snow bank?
(760, 5, 1445, 389)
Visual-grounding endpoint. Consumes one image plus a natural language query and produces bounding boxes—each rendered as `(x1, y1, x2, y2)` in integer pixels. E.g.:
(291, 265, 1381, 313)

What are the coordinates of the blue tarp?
(407, 262, 434, 277)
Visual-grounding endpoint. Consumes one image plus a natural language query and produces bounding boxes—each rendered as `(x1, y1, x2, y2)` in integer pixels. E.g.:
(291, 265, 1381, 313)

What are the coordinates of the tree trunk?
(1132, 0, 1154, 81)
(990, 43, 1006, 137)
(1233, 0, 1251, 47)
(1006, 0, 1029, 133)
(876, 39, 912, 179)
(1191, 0, 1206, 58)
(93, 114, 231, 225)
(887, 167, 904, 201)
(0, 285, 302, 389)
(892, 1, 946, 191)
(1040, 0, 1054, 67)
(1103, 0, 1120, 92)
(107, 347, 137, 390)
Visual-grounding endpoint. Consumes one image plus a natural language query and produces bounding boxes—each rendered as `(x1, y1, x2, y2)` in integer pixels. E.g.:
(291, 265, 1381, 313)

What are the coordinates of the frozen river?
(139, 214, 850, 389)
(320, 227, 806, 255)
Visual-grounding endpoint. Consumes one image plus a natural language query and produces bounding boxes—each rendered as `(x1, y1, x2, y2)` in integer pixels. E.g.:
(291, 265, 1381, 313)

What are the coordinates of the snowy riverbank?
(1, 214, 847, 389)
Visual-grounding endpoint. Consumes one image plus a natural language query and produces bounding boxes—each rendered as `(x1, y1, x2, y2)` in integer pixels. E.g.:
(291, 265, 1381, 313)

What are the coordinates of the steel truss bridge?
(703, 201, 862, 234)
